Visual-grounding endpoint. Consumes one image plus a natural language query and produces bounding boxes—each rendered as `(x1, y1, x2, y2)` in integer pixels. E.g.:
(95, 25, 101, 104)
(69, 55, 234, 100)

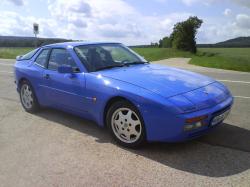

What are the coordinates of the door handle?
(43, 74, 50, 79)
(67, 73, 76, 79)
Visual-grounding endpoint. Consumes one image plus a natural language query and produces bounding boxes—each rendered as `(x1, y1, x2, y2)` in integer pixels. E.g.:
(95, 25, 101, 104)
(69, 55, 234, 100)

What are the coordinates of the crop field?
(0, 47, 34, 59)
(0, 47, 249, 72)
(190, 48, 250, 72)
(133, 47, 250, 72)
(132, 47, 192, 61)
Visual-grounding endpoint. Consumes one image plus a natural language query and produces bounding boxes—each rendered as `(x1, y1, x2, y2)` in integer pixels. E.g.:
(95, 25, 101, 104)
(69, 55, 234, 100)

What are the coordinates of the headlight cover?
(213, 81, 231, 96)
(168, 95, 196, 113)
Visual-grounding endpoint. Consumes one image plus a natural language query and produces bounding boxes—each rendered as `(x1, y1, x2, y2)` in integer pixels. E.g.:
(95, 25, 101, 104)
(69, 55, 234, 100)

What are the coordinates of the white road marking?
(218, 80, 250, 84)
(0, 63, 13, 66)
(234, 96, 250, 99)
(0, 71, 13, 74)
(196, 69, 250, 75)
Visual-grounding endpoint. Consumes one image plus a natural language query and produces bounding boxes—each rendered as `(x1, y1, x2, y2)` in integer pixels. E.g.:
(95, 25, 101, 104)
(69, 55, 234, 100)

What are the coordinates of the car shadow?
(35, 108, 250, 178)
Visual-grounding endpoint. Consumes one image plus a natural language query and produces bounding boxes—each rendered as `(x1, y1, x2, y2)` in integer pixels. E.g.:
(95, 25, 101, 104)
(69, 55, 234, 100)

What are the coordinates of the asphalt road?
(0, 58, 249, 187)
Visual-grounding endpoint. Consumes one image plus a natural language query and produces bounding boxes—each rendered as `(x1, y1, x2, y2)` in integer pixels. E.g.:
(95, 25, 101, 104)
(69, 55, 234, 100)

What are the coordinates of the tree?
(162, 37, 172, 48)
(159, 39, 163, 48)
(171, 16, 203, 53)
(159, 37, 172, 48)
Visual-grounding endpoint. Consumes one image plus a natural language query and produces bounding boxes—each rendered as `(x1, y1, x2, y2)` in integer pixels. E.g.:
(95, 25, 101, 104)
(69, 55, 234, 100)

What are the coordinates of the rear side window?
(48, 48, 78, 71)
(35, 49, 50, 68)
(20, 49, 39, 60)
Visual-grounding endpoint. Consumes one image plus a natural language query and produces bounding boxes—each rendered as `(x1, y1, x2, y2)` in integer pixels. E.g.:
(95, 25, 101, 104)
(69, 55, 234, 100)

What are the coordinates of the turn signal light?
(185, 115, 208, 123)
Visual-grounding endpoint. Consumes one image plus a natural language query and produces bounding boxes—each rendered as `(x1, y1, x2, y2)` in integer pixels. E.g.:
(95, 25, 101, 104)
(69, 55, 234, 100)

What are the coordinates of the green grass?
(190, 48, 250, 72)
(132, 47, 192, 61)
(133, 47, 250, 72)
(0, 47, 34, 59)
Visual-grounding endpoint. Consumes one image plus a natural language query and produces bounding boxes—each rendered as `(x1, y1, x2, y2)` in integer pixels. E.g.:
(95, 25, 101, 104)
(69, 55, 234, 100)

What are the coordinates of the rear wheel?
(107, 101, 146, 148)
(20, 80, 40, 113)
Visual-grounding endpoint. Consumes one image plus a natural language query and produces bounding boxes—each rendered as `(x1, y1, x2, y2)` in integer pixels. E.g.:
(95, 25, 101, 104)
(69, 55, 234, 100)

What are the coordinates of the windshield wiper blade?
(95, 61, 149, 71)
(95, 64, 124, 71)
(124, 61, 149, 66)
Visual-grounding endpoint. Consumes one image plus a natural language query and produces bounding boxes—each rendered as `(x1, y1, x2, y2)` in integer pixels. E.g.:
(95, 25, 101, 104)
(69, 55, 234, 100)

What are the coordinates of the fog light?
(195, 122, 202, 128)
(184, 121, 204, 131)
(184, 124, 195, 131)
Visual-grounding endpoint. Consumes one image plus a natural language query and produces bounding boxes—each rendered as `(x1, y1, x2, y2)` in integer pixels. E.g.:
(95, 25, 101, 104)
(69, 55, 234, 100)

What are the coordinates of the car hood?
(95, 64, 215, 98)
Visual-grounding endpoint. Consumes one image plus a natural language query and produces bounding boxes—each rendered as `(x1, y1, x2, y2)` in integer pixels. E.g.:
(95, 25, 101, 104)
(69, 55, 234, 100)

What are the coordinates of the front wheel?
(19, 80, 40, 113)
(106, 101, 146, 148)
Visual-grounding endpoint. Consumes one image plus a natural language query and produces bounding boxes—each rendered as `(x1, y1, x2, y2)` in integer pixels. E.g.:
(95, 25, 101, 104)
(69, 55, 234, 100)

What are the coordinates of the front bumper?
(144, 95, 233, 142)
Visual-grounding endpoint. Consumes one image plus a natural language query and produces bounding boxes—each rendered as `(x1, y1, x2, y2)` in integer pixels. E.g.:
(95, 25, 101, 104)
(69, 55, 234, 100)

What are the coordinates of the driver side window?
(48, 48, 79, 72)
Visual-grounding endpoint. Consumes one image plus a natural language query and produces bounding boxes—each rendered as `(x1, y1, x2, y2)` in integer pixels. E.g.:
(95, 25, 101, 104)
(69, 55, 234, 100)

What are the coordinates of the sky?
(0, 0, 250, 45)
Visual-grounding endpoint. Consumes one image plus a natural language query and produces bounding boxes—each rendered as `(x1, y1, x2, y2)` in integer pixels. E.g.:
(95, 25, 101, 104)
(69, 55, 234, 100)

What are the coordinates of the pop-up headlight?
(168, 95, 196, 113)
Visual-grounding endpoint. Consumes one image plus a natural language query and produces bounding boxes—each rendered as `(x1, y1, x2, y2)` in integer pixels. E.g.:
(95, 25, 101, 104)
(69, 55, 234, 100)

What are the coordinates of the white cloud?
(0, 11, 57, 38)
(230, 0, 250, 8)
(182, 0, 198, 6)
(181, 0, 250, 8)
(223, 8, 232, 16)
(0, 11, 32, 36)
(0, 0, 249, 45)
(9, 0, 24, 6)
(197, 13, 250, 43)
(2, 0, 25, 6)
(181, 0, 215, 6)
(44, 0, 192, 44)
(236, 14, 250, 29)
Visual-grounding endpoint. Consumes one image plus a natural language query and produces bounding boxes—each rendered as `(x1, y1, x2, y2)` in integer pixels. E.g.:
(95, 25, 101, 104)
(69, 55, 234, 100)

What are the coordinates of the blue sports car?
(14, 42, 233, 147)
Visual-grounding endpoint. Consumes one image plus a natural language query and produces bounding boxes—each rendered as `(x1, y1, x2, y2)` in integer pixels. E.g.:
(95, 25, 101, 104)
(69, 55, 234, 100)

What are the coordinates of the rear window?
(35, 49, 50, 68)
(20, 49, 39, 60)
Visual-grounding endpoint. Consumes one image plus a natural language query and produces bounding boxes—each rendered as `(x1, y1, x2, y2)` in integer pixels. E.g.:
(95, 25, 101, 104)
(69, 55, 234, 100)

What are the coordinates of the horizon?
(0, 0, 250, 45)
(1, 35, 250, 45)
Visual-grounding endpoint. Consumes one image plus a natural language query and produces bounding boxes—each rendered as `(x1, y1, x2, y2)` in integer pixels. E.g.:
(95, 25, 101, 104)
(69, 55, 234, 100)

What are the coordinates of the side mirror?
(58, 65, 73, 74)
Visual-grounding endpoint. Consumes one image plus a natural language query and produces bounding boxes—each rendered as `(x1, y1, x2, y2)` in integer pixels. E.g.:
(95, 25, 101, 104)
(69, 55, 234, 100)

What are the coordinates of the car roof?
(42, 41, 122, 49)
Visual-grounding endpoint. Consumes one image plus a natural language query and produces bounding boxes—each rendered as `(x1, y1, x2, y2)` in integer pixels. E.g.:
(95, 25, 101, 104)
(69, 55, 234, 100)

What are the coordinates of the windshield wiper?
(95, 64, 125, 71)
(123, 61, 150, 66)
(94, 61, 149, 71)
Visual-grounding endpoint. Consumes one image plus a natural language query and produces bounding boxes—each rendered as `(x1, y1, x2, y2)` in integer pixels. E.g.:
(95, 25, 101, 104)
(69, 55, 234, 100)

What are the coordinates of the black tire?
(106, 100, 146, 148)
(19, 80, 40, 113)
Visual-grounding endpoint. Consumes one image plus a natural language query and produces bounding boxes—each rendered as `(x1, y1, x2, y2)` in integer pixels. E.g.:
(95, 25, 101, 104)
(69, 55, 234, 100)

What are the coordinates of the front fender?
(84, 73, 181, 141)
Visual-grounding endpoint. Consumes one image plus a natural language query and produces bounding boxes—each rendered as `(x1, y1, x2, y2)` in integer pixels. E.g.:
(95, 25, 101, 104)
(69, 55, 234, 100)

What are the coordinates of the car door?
(43, 48, 86, 112)
(32, 48, 51, 106)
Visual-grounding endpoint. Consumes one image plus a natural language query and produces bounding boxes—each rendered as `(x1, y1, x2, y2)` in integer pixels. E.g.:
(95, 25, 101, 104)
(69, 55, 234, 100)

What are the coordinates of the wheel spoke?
(122, 130, 130, 141)
(130, 125, 139, 136)
(114, 119, 121, 130)
(118, 111, 126, 120)
(126, 110, 132, 118)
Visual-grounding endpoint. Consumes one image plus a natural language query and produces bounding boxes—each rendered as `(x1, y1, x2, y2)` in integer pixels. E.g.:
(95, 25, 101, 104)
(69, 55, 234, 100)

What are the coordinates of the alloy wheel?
(111, 107, 142, 144)
(20, 84, 34, 109)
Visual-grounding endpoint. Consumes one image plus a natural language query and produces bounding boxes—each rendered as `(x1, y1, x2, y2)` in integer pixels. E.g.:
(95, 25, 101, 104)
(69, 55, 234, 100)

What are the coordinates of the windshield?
(74, 44, 147, 72)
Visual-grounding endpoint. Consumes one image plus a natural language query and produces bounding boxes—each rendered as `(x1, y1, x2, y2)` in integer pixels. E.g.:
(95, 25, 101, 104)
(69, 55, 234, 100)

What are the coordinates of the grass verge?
(0, 47, 34, 59)
(189, 48, 250, 72)
(134, 47, 250, 72)
(132, 48, 192, 61)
